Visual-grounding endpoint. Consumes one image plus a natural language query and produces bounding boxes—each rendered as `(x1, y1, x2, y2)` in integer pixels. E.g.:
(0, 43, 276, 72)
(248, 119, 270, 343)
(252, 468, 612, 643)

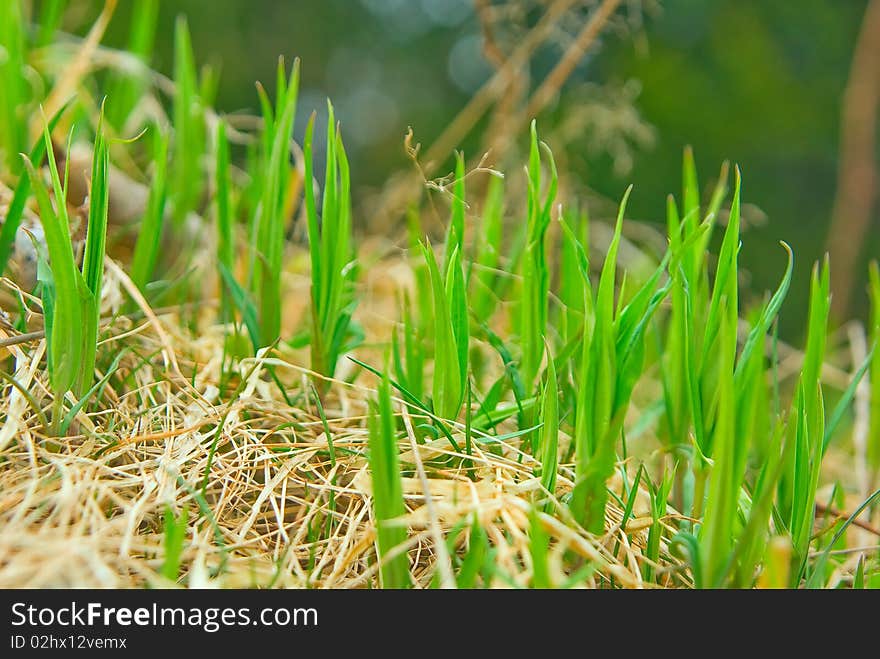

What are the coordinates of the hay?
(0, 255, 667, 589)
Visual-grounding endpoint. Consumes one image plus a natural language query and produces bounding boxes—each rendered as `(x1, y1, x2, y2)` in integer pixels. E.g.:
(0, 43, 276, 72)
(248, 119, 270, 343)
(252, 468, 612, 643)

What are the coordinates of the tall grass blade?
(538, 347, 558, 510)
(76, 106, 110, 396)
(130, 127, 169, 292)
(368, 371, 410, 588)
(215, 119, 234, 320)
(22, 124, 84, 401)
(519, 121, 557, 391)
(170, 16, 204, 227)
(0, 0, 27, 172)
(304, 100, 357, 378)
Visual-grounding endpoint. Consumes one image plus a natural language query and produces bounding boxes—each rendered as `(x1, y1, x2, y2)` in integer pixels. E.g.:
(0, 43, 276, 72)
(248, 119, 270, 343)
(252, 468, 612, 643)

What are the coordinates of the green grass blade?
(170, 15, 204, 227)
(253, 59, 299, 346)
(823, 346, 873, 454)
(529, 508, 552, 588)
(538, 347, 559, 510)
(22, 126, 83, 398)
(303, 99, 356, 379)
(130, 126, 169, 291)
(368, 371, 410, 588)
(423, 242, 462, 420)
(519, 121, 557, 391)
(444, 151, 466, 274)
(76, 106, 110, 396)
(161, 504, 189, 582)
(470, 175, 504, 324)
(215, 119, 234, 319)
(219, 262, 260, 351)
(699, 294, 740, 587)
(445, 245, 469, 402)
(0, 0, 27, 172)
(60, 348, 128, 435)
(456, 515, 489, 588)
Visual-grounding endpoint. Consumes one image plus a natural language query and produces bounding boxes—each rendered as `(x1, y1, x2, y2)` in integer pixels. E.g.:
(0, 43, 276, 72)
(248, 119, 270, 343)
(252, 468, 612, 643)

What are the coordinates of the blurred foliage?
(68, 0, 874, 333)
(601, 0, 871, 337)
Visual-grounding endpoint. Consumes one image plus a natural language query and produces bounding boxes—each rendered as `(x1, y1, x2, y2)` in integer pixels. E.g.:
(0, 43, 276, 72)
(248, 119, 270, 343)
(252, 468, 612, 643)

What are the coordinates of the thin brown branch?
(486, 0, 624, 161)
(423, 0, 581, 171)
(474, 0, 506, 69)
(524, 0, 624, 121)
(370, 0, 581, 229)
(815, 501, 880, 537)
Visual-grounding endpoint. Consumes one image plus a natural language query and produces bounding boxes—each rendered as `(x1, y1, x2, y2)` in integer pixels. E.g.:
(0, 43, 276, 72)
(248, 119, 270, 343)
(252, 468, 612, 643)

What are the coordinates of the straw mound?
(0, 256, 676, 589)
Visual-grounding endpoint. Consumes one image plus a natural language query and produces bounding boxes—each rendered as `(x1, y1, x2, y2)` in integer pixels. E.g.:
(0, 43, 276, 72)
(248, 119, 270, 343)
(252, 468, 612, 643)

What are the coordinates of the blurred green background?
(76, 0, 876, 336)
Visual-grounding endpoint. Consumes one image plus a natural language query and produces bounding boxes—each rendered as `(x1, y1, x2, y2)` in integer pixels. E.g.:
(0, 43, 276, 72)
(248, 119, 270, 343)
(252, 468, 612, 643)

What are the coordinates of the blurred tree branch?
(485, 0, 624, 163)
(371, 0, 626, 232)
(827, 0, 880, 319)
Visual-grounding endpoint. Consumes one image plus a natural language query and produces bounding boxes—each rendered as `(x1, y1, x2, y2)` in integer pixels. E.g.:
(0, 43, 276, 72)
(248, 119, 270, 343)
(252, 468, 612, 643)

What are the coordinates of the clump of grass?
(568, 185, 668, 533)
(519, 121, 557, 393)
(422, 241, 468, 421)
(77, 107, 111, 397)
(22, 136, 80, 427)
(2, 4, 879, 589)
(22, 108, 109, 430)
(211, 58, 300, 352)
(781, 258, 831, 583)
(686, 169, 749, 586)
(251, 58, 299, 348)
(304, 101, 358, 380)
(659, 150, 728, 466)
